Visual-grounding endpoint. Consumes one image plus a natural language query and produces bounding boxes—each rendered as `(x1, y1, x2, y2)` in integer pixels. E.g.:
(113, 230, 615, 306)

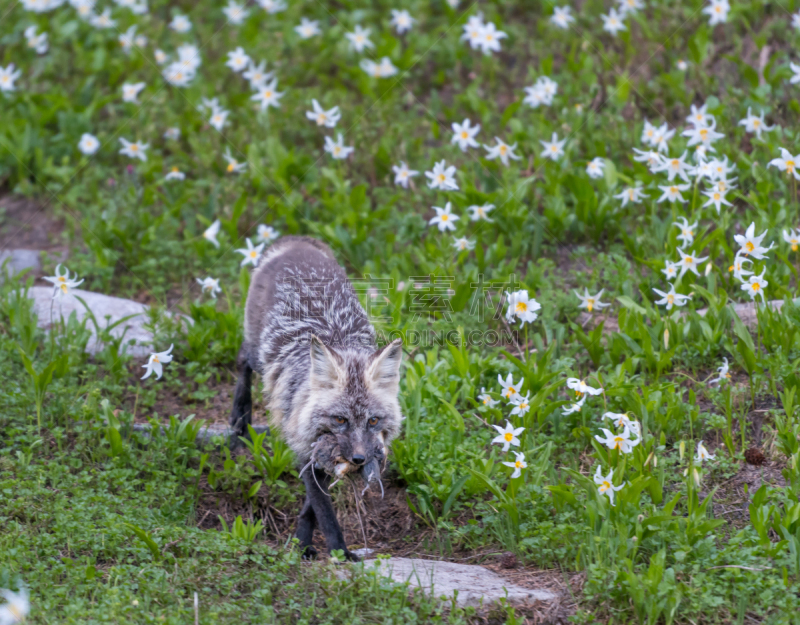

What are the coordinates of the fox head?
(304, 335, 403, 473)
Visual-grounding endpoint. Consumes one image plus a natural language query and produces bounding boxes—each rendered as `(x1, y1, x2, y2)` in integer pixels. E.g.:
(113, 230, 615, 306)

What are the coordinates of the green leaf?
(442, 475, 470, 517)
(248, 480, 263, 499)
(500, 101, 521, 128)
(106, 426, 123, 457)
(123, 523, 161, 561)
(617, 295, 647, 315)
(437, 397, 465, 433)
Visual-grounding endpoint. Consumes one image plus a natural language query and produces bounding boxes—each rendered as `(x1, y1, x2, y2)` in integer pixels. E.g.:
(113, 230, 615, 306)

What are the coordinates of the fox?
(229, 236, 403, 561)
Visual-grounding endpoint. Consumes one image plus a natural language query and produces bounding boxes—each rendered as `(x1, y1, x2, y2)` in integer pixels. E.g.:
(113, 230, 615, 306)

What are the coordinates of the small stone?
(745, 447, 765, 466)
(499, 551, 517, 569)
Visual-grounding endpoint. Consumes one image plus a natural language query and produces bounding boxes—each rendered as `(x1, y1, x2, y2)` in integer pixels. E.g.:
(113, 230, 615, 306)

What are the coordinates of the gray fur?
(229, 236, 403, 561)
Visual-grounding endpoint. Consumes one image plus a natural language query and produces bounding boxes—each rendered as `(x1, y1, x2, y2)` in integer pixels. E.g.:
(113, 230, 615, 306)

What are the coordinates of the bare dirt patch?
(125, 367, 266, 428)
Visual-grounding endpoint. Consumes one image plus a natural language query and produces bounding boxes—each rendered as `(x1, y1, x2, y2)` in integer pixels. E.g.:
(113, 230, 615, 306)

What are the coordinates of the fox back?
(242, 236, 403, 465)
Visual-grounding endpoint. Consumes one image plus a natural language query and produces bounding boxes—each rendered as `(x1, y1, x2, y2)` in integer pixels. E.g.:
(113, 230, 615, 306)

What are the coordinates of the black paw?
(301, 544, 318, 560)
(343, 549, 360, 563)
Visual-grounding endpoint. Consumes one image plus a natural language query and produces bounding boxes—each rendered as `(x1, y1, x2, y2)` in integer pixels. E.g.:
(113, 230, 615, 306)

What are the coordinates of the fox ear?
(309, 335, 344, 390)
(367, 339, 403, 393)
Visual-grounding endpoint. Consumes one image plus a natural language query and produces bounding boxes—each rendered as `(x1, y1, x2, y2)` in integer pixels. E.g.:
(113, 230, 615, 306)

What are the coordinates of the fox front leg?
(301, 467, 359, 562)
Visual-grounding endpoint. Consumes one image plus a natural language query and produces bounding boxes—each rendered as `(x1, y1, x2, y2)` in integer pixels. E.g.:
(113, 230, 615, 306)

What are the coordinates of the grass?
(4, 0, 800, 621)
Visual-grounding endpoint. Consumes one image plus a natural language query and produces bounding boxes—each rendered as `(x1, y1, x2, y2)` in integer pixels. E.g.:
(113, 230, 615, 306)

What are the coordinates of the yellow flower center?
(508, 387, 517, 396)
(441, 214, 448, 221)
(667, 294, 674, 304)
(713, 193, 720, 200)
(752, 283, 760, 291)
(671, 159, 679, 167)
(613, 437, 624, 448)
(437, 174, 446, 182)
(753, 120, 760, 127)
(600, 481, 610, 492)
(515, 302, 528, 313)
(745, 241, 754, 252)
(153, 356, 160, 363)
(461, 131, 468, 139)
(171, 167, 179, 172)
(587, 298, 594, 311)
(264, 91, 272, 98)
(700, 129, 708, 139)
(500, 145, 507, 155)
(788, 161, 796, 172)
(250, 251, 257, 258)
(317, 114, 326, 124)
(514, 460, 522, 468)
(684, 257, 693, 264)
(551, 145, 558, 152)
(60, 283, 68, 293)
(504, 433, 513, 442)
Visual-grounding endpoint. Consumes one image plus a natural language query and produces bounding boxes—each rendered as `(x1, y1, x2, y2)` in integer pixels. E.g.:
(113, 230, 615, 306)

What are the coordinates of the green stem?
(524, 325, 529, 363)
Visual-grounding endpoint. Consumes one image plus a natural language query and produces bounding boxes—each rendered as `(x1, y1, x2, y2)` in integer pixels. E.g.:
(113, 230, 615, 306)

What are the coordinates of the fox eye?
(368, 416, 379, 426)
(334, 416, 347, 425)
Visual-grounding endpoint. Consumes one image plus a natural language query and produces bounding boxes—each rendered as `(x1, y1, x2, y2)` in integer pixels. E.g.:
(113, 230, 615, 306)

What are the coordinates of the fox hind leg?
(229, 343, 253, 435)
(295, 495, 318, 559)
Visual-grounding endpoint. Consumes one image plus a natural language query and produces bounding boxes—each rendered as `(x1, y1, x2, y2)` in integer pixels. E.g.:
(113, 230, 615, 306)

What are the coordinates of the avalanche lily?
(594, 465, 625, 505)
(141, 344, 174, 380)
(575, 288, 610, 313)
(492, 421, 525, 452)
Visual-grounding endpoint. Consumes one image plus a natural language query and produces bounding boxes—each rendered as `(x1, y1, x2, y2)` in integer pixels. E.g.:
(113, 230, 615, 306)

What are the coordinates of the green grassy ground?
(4, 0, 800, 622)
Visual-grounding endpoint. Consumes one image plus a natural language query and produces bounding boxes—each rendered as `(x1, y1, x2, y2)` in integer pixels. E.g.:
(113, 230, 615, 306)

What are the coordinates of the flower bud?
(679, 440, 685, 462)
(663, 328, 669, 349)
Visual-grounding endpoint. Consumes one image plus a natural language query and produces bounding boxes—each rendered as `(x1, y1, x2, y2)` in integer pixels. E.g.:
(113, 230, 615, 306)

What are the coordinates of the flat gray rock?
(364, 557, 557, 607)
(27, 286, 166, 358)
(0, 249, 41, 279)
